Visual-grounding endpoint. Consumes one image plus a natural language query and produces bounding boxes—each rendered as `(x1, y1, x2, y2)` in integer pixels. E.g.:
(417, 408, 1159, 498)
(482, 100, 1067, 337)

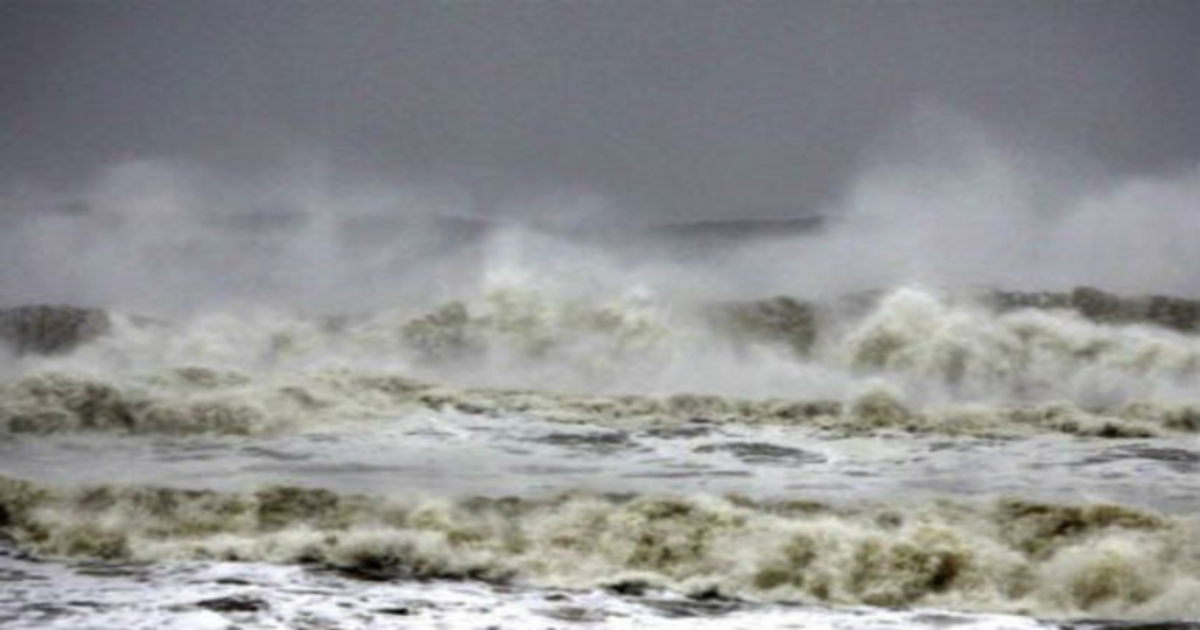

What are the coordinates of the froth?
(1, 476, 1196, 620)
(2, 286, 1197, 438)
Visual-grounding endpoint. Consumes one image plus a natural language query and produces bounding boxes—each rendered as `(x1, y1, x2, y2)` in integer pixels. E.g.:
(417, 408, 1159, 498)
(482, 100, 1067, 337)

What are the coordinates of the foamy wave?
(2, 286, 1197, 436)
(838, 288, 1200, 406)
(1, 368, 1195, 438)
(1, 475, 1196, 620)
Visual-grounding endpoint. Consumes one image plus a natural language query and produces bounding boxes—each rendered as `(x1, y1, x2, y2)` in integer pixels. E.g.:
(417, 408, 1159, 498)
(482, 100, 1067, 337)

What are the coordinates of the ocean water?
(1, 282, 1198, 629)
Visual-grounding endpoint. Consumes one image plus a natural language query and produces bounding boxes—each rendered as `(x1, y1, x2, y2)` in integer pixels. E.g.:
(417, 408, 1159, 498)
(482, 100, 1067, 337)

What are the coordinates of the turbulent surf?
(1, 284, 1198, 629)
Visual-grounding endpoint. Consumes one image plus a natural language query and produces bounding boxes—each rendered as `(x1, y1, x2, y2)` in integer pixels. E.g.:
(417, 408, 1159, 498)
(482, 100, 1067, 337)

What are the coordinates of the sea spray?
(1, 476, 1196, 620)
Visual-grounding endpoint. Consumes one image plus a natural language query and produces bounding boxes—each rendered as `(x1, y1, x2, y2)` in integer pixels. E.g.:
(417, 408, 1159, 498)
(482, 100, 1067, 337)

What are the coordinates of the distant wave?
(0, 305, 110, 355)
(5, 285, 1196, 359)
(2, 286, 1197, 438)
(2, 368, 1196, 439)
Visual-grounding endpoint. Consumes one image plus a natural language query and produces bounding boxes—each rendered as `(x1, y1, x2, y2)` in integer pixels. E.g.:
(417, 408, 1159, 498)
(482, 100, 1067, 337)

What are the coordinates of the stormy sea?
(1, 184, 1199, 630)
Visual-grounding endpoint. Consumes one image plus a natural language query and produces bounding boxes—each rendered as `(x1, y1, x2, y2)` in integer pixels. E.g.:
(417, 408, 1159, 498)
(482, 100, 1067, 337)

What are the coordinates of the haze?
(0, 0, 1197, 307)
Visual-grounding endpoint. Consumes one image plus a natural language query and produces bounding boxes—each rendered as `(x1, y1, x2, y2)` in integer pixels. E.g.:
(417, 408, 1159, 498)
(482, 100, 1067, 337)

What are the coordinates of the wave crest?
(1, 476, 1196, 619)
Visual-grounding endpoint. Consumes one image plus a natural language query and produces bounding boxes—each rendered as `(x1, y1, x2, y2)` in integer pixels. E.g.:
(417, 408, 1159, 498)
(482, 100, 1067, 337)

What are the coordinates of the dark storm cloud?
(1, 0, 1196, 220)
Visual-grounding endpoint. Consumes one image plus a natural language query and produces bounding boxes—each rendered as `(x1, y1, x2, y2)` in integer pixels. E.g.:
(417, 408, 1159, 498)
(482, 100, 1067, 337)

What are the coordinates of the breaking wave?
(1, 368, 1196, 439)
(1, 286, 1196, 438)
(1, 475, 1196, 620)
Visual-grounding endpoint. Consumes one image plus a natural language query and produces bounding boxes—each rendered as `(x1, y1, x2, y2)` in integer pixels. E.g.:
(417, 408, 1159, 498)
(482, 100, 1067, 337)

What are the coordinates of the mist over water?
(2, 115, 1198, 625)
(2, 110, 1198, 313)
(1, 3, 1197, 627)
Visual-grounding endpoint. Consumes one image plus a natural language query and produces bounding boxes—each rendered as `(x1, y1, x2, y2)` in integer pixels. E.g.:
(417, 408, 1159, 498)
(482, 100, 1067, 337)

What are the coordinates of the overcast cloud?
(1, 0, 1196, 221)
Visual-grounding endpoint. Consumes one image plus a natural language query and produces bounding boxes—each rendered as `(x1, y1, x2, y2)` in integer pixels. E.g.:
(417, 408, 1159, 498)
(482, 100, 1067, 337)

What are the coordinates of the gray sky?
(1, 0, 1197, 221)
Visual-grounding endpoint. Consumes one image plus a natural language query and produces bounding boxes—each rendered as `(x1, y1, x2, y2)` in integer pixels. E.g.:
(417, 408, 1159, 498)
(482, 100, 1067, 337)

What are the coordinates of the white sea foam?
(2, 476, 1197, 620)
